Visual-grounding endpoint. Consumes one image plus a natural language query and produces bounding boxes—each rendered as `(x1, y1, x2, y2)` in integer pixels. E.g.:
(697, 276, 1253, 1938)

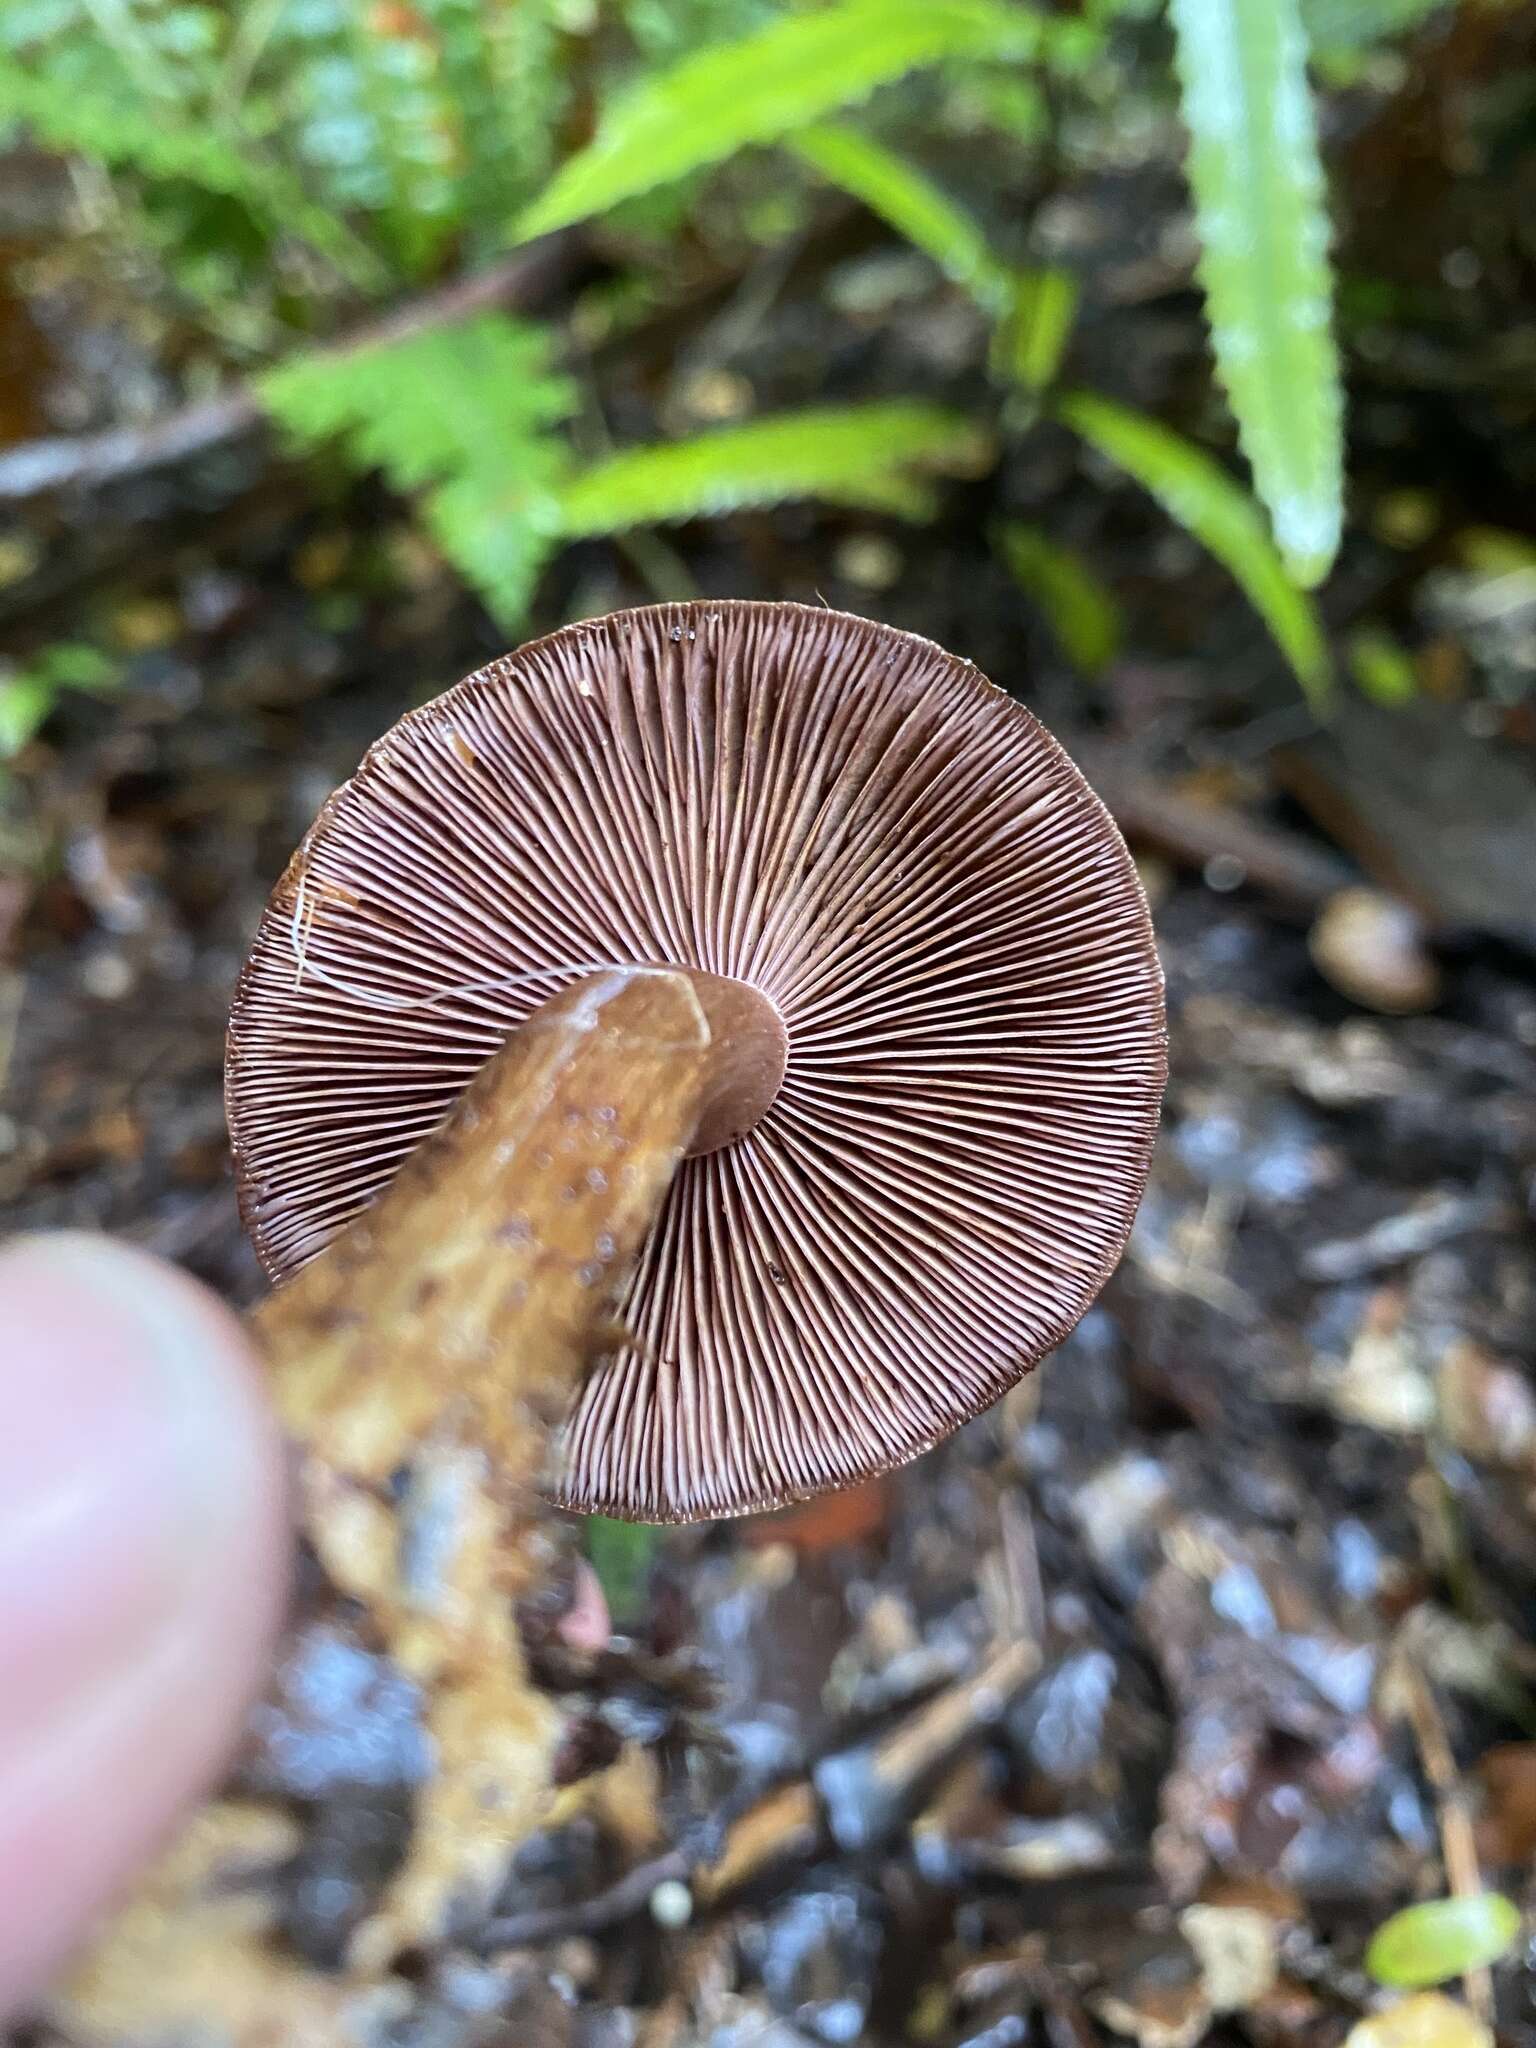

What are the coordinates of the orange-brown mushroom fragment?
(228, 601, 1167, 1522)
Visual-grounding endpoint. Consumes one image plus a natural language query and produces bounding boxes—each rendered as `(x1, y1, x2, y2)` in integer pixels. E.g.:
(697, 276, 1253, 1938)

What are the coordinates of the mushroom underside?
(227, 601, 1166, 1521)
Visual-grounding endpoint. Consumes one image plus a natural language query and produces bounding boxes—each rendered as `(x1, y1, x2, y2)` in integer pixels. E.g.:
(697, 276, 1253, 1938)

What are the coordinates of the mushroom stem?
(60, 970, 713, 2033)
(245, 965, 713, 1962)
(252, 966, 711, 1490)
(666, 967, 788, 1157)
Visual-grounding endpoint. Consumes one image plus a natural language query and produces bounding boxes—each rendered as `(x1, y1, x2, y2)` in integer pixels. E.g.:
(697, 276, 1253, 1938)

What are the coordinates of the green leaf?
(0, 673, 53, 757)
(557, 403, 991, 536)
(585, 1517, 660, 1628)
(1167, 0, 1343, 585)
(1056, 388, 1330, 705)
(260, 313, 576, 628)
(37, 642, 116, 691)
(1456, 526, 1536, 577)
(517, 0, 1040, 239)
(0, 637, 118, 757)
(992, 265, 1078, 393)
(1346, 625, 1417, 706)
(0, 58, 385, 291)
(1366, 1895, 1521, 1991)
(996, 523, 1122, 677)
(788, 124, 1011, 317)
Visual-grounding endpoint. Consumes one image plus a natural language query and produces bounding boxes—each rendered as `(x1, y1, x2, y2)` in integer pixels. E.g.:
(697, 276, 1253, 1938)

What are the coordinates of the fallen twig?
(480, 1635, 1040, 1953)
(1074, 738, 1355, 912)
(1301, 1191, 1509, 1283)
(475, 1848, 691, 1952)
(0, 239, 573, 503)
(1402, 1661, 1494, 2024)
(815, 1638, 1040, 1854)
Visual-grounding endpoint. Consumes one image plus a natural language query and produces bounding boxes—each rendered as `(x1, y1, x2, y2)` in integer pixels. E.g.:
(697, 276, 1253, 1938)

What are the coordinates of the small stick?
(1072, 739, 1354, 912)
(0, 241, 572, 503)
(996, 1488, 1047, 1651)
(476, 1848, 691, 1951)
(690, 1781, 824, 1908)
(813, 1638, 1040, 1854)
(1402, 1660, 1493, 2024)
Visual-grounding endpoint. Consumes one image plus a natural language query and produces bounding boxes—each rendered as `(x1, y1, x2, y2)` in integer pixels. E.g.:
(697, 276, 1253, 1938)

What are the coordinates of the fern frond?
(419, 0, 569, 240)
(996, 524, 1121, 677)
(1168, 0, 1343, 585)
(517, 0, 1042, 240)
(260, 314, 576, 626)
(0, 63, 249, 193)
(341, 7, 462, 276)
(557, 404, 991, 535)
(251, 0, 460, 280)
(1057, 388, 1330, 705)
(789, 125, 1011, 317)
(0, 45, 385, 289)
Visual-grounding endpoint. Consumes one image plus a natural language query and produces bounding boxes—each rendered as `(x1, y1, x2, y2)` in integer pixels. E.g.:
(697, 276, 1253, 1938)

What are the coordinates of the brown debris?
(1092, 1934, 1210, 2048)
(1473, 1743, 1536, 1869)
(1276, 694, 1536, 944)
(740, 1475, 894, 1556)
(816, 1638, 1040, 1854)
(1301, 1194, 1510, 1285)
(1437, 1341, 1536, 1470)
(1141, 1517, 1382, 1900)
(693, 1782, 824, 1908)
(1177, 1901, 1279, 2013)
(1076, 737, 1355, 913)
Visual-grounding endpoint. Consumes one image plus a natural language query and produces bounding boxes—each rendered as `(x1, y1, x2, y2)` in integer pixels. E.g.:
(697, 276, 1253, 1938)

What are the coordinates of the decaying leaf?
(1178, 1903, 1279, 2012)
(1344, 1991, 1494, 2048)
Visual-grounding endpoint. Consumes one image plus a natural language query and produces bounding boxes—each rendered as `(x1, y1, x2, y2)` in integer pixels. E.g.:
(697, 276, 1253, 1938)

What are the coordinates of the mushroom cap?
(227, 601, 1166, 1521)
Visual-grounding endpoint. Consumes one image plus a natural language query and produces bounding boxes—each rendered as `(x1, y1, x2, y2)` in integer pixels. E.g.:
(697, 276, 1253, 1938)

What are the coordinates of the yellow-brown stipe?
(58, 971, 708, 2043)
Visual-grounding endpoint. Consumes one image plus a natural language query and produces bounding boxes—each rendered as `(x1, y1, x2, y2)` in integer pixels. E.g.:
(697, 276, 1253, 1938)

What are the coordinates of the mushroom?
(64, 604, 1167, 2023)
(228, 601, 1166, 1523)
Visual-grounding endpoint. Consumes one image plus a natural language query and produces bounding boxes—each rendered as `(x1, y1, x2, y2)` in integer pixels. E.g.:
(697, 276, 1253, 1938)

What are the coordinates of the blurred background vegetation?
(2, 0, 1532, 773)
